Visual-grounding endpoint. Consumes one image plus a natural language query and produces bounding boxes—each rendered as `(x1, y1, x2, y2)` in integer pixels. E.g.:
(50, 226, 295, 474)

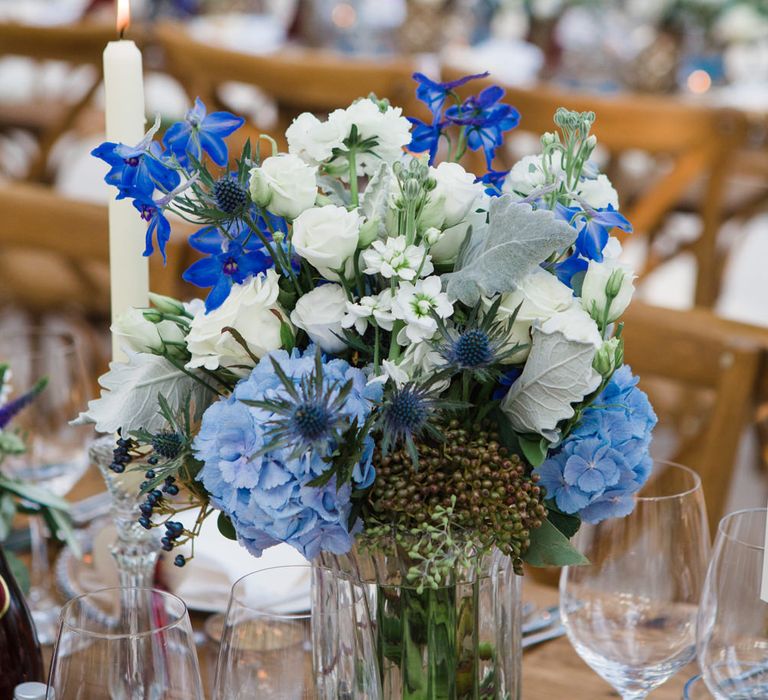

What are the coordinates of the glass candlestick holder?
(89, 435, 158, 589)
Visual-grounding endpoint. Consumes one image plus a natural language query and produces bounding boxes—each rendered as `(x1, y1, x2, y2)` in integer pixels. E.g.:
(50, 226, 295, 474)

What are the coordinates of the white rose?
(291, 284, 348, 353)
(343, 99, 411, 175)
(251, 154, 318, 220)
(186, 270, 288, 375)
(286, 111, 349, 164)
(111, 307, 186, 355)
(581, 259, 635, 324)
(577, 174, 619, 210)
(292, 205, 362, 279)
(429, 195, 489, 264)
(539, 304, 602, 347)
(422, 162, 485, 230)
(497, 269, 574, 360)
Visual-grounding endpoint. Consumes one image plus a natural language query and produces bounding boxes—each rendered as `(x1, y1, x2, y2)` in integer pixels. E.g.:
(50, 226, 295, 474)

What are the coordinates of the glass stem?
(622, 692, 648, 700)
(28, 514, 52, 604)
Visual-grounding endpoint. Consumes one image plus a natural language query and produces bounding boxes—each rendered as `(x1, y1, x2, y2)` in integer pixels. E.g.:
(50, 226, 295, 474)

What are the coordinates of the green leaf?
(5, 550, 30, 595)
(217, 512, 237, 541)
(546, 505, 581, 539)
(42, 505, 81, 557)
(0, 493, 16, 542)
(524, 518, 589, 567)
(0, 476, 71, 512)
(519, 435, 549, 467)
(280, 322, 295, 353)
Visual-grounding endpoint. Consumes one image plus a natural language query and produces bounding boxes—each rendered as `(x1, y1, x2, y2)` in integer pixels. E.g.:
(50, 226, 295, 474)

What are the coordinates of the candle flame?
(117, 0, 131, 36)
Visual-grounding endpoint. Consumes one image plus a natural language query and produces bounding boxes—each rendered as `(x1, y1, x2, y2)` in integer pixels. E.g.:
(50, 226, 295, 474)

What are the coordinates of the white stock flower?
(539, 304, 602, 348)
(292, 205, 362, 279)
(342, 290, 395, 334)
(290, 284, 348, 353)
(392, 276, 453, 344)
(186, 270, 287, 375)
(344, 98, 411, 174)
(503, 152, 564, 198)
(581, 259, 635, 324)
(497, 268, 574, 360)
(361, 237, 433, 281)
(251, 154, 318, 220)
(421, 162, 485, 229)
(111, 307, 186, 356)
(577, 174, 619, 210)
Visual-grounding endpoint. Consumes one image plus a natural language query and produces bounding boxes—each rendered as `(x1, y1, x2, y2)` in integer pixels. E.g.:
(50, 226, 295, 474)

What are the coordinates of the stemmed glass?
(47, 586, 204, 699)
(213, 564, 380, 699)
(560, 462, 711, 700)
(697, 508, 768, 699)
(0, 327, 92, 643)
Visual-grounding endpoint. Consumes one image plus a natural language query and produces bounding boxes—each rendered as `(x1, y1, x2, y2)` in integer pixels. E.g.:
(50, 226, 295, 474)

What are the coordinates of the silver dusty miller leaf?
(360, 163, 393, 230)
(443, 197, 576, 306)
(501, 325, 601, 442)
(74, 350, 214, 434)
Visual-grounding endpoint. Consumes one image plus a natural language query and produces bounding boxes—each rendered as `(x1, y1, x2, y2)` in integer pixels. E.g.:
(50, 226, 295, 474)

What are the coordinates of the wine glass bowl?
(697, 508, 768, 700)
(560, 462, 711, 700)
(48, 586, 204, 700)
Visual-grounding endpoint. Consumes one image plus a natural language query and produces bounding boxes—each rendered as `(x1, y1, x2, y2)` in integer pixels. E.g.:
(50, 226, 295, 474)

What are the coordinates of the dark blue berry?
(161, 537, 173, 552)
(147, 493, 159, 506)
(140, 481, 149, 490)
(145, 469, 156, 479)
(168, 521, 184, 535)
(164, 476, 176, 485)
(109, 462, 125, 473)
(138, 516, 152, 529)
(139, 502, 153, 516)
(174, 554, 186, 567)
(165, 484, 179, 496)
(148, 455, 159, 465)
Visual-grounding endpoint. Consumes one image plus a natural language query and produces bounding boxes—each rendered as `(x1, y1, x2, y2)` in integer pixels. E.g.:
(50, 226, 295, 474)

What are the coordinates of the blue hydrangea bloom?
(163, 98, 244, 167)
(535, 365, 657, 524)
(92, 139, 180, 200)
(194, 348, 382, 559)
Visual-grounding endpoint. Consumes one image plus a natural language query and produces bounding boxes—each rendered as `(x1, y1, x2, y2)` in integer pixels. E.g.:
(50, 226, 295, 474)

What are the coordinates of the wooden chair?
(154, 22, 424, 151)
(622, 301, 768, 535)
(441, 68, 750, 307)
(0, 22, 121, 183)
(0, 182, 195, 314)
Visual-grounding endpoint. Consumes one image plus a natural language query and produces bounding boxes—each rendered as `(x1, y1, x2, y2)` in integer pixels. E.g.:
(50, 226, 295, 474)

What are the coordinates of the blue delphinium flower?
(92, 138, 180, 200)
(445, 86, 520, 167)
(163, 98, 244, 167)
(194, 348, 381, 559)
(408, 71, 490, 165)
(182, 225, 274, 311)
(132, 194, 172, 262)
(477, 168, 510, 197)
(556, 203, 633, 263)
(535, 365, 657, 524)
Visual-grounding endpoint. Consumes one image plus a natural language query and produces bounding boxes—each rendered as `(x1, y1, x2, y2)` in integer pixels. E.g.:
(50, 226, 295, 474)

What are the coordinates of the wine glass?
(697, 508, 768, 699)
(0, 327, 92, 643)
(47, 586, 204, 699)
(560, 462, 711, 700)
(683, 675, 714, 698)
(213, 564, 380, 699)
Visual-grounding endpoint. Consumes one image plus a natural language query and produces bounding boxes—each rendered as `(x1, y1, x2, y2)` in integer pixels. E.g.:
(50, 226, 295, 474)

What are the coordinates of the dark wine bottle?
(0, 546, 43, 699)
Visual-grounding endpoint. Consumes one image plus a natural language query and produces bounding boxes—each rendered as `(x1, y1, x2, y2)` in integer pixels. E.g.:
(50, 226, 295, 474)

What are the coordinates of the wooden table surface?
(39, 467, 694, 699)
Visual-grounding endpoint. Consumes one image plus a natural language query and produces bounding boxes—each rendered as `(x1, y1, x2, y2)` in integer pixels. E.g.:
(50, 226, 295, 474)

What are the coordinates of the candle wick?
(119, 26, 126, 39)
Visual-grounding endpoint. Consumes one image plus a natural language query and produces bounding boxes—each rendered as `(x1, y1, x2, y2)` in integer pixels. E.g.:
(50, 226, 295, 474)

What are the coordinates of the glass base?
(30, 598, 61, 645)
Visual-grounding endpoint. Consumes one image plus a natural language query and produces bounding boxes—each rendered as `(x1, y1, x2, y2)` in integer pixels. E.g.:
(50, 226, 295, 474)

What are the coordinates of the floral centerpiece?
(80, 72, 656, 698)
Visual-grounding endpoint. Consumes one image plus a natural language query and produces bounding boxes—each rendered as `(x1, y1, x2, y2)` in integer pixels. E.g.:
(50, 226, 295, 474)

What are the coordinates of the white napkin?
(161, 509, 310, 614)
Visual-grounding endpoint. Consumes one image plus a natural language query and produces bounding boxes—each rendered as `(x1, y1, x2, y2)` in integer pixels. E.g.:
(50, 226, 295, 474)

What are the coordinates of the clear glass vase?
(317, 545, 522, 700)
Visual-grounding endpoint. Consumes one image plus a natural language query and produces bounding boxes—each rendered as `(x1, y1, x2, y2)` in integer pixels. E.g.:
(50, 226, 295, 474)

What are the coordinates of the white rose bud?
(593, 337, 622, 377)
(248, 167, 271, 208)
(292, 205, 362, 279)
(581, 259, 635, 325)
(186, 270, 289, 375)
(421, 162, 484, 230)
(251, 154, 318, 221)
(111, 307, 186, 356)
(539, 304, 603, 348)
(291, 284, 348, 353)
(148, 292, 187, 316)
(358, 217, 380, 248)
(424, 227, 441, 246)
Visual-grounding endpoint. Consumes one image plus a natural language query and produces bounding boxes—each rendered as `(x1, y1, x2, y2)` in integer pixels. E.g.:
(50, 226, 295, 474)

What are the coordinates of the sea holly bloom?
(163, 97, 245, 167)
(445, 86, 520, 167)
(92, 138, 180, 200)
(183, 226, 273, 311)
